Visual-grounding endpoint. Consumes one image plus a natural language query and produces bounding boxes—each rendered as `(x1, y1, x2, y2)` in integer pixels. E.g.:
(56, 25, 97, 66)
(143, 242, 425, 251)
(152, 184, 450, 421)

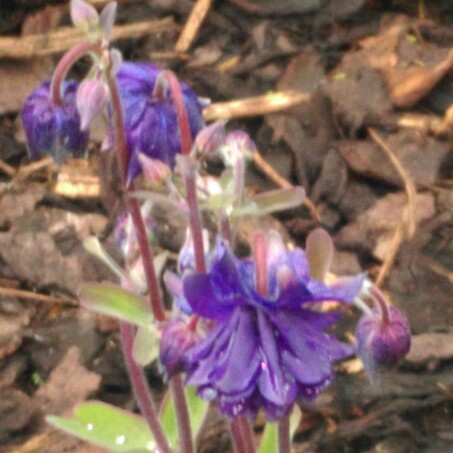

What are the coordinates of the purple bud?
(193, 120, 227, 156)
(70, 0, 99, 28)
(221, 130, 256, 167)
(21, 80, 89, 163)
(159, 318, 200, 379)
(137, 152, 171, 186)
(76, 79, 109, 130)
(356, 306, 411, 377)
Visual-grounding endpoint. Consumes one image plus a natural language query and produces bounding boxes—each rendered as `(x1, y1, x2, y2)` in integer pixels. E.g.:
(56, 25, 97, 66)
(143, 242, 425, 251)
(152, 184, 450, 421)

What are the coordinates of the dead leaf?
(338, 130, 448, 188)
(336, 192, 435, 260)
(36, 346, 101, 415)
(405, 333, 453, 365)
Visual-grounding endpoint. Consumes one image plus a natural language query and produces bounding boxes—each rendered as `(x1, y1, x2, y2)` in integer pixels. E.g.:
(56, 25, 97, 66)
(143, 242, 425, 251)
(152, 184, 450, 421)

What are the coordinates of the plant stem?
(277, 416, 290, 453)
(229, 416, 255, 453)
(169, 375, 194, 453)
(50, 41, 99, 105)
(254, 232, 267, 297)
(120, 322, 172, 453)
(369, 284, 391, 327)
(164, 69, 206, 273)
(106, 70, 166, 322)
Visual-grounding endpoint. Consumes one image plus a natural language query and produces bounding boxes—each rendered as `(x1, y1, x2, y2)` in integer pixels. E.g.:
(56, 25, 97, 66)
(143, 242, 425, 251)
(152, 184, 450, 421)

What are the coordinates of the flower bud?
(70, 0, 99, 29)
(99, 1, 117, 42)
(221, 130, 256, 167)
(137, 152, 171, 187)
(159, 318, 200, 379)
(193, 120, 227, 157)
(76, 78, 109, 131)
(356, 306, 411, 378)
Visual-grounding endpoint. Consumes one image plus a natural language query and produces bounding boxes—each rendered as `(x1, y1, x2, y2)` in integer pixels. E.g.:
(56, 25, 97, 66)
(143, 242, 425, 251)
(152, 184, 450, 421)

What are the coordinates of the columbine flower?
(115, 62, 205, 183)
(22, 80, 89, 163)
(355, 304, 411, 379)
(174, 230, 364, 420)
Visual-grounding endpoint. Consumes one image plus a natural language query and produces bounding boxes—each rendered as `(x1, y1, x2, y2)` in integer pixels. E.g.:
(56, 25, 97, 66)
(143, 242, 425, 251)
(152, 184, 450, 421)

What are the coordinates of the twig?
(368, 128, 417, 238)
(203, 90, 311, 121)
(0, 160, 16, 178)
(252, 151, 321, 222)
(368, 127, 417, 286)
(0, 286, 77, 305)
(175, 0, 214, 53)
(0, 17, 175, 59)
(15, 156, 54, 179)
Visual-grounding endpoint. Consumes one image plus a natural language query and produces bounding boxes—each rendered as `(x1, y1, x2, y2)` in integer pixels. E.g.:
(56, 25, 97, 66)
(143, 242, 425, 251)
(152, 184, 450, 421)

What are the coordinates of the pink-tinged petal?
(76, 79, 108, 130)
(305, 228, 334, 282)
(99, 1, 116, 41)
(70, 0, 98, 27)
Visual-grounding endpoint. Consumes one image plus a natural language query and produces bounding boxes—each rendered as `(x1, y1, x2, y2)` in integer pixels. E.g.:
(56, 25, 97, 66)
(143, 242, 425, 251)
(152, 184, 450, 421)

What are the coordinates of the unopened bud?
(99, 1, 117, 42)
(159, 318, 200, 379)
(70, 0, 99, 29)
(137, 152, 171, 186)
(76, 78, 108, 131)
(193, 120, 227, 157)
(356, 306, 411, 379)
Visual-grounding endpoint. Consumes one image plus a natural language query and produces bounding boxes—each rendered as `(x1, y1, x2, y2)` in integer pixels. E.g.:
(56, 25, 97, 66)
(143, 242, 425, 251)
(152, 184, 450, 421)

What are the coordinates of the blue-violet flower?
(22, 80, 89, 163)
(116, 62, 205, 183)
(177, 231, 365, 420)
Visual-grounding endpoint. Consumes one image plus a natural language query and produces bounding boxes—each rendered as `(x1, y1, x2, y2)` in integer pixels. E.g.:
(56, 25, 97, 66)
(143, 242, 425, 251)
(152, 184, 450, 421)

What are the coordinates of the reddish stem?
(277, 416, 290, 453)
(107, 72, 166, 322)
(164, 70, 192, 155)
(120, 322, 172, 453)
(50, 41, 99, 105)
(163, 70, 206, 273)
(254, 232, 268, 297)
(369, 285, 391, 328)
(169, 375, 194, 453)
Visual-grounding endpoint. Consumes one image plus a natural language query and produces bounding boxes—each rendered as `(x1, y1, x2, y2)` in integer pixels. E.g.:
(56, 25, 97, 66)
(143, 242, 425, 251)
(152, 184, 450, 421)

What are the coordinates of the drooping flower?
(22, 80, 89, 163)
(175, 231, 365, 420)
(355, 305, 411, 379)
(115, 62, 205, 183)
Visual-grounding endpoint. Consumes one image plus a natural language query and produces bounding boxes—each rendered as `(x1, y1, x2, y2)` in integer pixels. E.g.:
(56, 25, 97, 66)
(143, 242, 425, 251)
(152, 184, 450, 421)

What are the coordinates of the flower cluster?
(160, 231, 366, 420)
(22, 61, 204, 183)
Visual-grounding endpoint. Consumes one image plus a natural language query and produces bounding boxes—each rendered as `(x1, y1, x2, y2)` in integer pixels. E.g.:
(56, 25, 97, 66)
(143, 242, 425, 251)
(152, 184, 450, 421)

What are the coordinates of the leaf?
(47, 401, 156, 452)
(258, 421, 277, 453)
(231, 187, 305, 218)
(79, 283, 153, 327)
(132, 325, 158, 366)
(258, 406, 301, 453)
(159, 386, 209, 449)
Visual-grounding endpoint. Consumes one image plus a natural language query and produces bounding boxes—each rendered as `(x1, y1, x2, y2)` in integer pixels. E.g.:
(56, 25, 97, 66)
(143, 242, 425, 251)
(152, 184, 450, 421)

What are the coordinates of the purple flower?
(177, 232, 365, 420)
(356, 305, 411, 378)
(116, 62, 205, 183)
(22, 80, 89, 163)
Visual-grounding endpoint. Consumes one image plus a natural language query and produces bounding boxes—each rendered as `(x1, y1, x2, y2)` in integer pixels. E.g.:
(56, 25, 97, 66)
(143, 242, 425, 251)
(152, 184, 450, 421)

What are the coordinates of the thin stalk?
(169, 375, 194, 453)
(50, 41, 99, 105)
(253, 232, 268, 297)
(277, 416, 290, 453)
(164, 69, 206, 273)
(120, 322, 172, 453)
(106, 71, 166, 322)
(369, 285, 391, 328)
(229, 416, 255, 453)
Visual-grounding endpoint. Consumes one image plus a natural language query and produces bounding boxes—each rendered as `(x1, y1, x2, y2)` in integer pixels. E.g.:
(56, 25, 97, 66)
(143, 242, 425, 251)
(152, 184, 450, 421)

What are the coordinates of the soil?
(1, 1, 453, 452)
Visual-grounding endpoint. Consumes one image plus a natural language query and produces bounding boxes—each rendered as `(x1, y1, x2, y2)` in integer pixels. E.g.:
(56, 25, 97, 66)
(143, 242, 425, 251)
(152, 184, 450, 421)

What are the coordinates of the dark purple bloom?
(356, 305, 411, 378)
(159, 317, 201, 379)
(116, 62, 205, 183)
(22, 80, 89, 163)
(178, 232, 365, 420)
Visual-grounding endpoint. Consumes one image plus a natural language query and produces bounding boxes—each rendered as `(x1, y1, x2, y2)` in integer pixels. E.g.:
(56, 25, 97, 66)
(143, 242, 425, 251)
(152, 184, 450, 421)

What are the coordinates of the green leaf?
(231, 187, 305, 218)
(132, 325, 158, 366)
(258, 406, 302, 453)
(258, 421, 278, 453)
(79, 283, 152, 327)
(47, 401, 155, 452)
(160, 386, 209, 449)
